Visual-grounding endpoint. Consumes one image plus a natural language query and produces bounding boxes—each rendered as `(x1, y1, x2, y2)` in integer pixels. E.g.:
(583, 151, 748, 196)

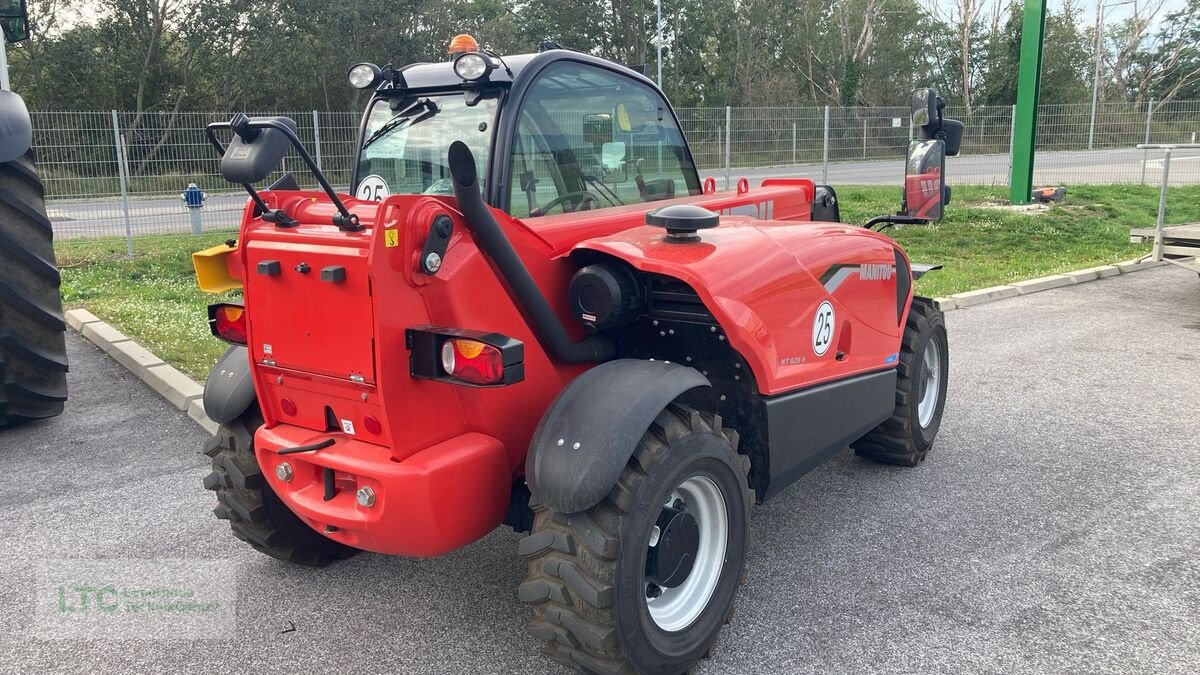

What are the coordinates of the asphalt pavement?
(1, 266, 1198, 674)
(48, 147, 1200, 239)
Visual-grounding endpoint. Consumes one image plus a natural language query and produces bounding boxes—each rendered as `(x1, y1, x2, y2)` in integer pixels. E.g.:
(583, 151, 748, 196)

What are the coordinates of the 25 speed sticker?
(812, 301, 835, 356)
(356, 174, 390, 202)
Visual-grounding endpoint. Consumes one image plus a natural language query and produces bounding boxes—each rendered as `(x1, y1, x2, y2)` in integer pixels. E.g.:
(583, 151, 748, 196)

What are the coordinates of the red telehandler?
(192, 37, 962, 674)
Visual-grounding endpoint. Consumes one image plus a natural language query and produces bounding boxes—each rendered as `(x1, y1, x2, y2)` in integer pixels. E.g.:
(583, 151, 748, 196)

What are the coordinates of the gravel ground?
(1, 265, 1198, 674)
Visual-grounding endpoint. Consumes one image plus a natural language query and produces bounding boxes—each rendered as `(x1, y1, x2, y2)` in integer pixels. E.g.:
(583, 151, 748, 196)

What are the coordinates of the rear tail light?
(207, 303, 247, 344)
(407, 327, 524, 387)
(441, 339, 504, 385)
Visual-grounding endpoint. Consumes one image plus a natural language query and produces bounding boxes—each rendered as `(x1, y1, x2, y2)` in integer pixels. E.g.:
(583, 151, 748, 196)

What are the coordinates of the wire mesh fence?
(32, 100, 1200, 242)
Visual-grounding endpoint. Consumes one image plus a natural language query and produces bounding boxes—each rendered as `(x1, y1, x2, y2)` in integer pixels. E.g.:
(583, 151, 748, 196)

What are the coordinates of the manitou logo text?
(859, 264, 894, 281)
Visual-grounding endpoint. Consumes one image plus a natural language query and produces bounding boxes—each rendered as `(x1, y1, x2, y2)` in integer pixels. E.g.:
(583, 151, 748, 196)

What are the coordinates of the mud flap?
(526, 359, 709, 514)
(203, 345, 256, 425)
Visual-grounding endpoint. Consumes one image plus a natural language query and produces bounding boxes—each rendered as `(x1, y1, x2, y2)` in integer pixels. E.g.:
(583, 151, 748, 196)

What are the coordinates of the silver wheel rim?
(917, 336, 942, 428)
(645, 475, 728, 632)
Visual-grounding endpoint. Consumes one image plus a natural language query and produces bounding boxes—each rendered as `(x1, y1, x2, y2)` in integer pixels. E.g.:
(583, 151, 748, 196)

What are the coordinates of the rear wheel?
(519, 404, 750, 674)
(853, 297, 948, 466)
(203, 407, 357, 566)
(0, 152, 68, 427)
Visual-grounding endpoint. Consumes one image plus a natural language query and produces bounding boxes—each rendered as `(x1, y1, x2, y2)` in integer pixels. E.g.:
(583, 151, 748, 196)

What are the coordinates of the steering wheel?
(531, 191, 601, 217)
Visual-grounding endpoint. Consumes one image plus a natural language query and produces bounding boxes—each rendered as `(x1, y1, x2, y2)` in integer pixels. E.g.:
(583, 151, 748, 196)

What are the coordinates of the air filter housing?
(568, 261, 644, 333)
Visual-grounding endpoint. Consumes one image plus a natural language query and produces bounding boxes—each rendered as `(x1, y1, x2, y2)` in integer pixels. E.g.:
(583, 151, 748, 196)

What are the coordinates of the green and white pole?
(1009, 0, 1047, 205)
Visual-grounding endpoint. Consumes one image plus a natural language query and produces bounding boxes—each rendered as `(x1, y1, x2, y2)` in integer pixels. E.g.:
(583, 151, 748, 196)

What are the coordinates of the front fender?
(526, 359, 709, 514)
(203, 346, 256, 425)
(0, 91, 32, 163)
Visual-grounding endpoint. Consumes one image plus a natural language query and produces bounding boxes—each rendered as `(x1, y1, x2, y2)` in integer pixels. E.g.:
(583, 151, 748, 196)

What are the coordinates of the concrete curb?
(937, 258, 1166, 314)
(66, 256, 1167, 434)
(66, 309, 220, 435)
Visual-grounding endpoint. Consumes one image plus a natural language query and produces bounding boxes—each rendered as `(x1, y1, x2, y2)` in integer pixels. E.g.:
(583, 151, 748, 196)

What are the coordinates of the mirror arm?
(206, 119, 363, 232)
(863, 214, 928, 231)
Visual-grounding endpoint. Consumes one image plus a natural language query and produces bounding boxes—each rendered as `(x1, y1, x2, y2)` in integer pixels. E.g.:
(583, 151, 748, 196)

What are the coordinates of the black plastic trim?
(202, 345, 257, 425)
(526, 359, 710, 513)
(761, 368, 897, 500)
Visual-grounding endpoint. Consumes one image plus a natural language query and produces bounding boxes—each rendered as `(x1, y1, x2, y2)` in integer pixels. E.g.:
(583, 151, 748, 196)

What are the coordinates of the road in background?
(2, 266, 1198, 673)
(49, 147, 1200, 239)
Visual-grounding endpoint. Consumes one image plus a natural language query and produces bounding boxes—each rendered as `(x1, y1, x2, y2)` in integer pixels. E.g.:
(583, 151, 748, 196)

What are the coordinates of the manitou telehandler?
(0, 2, 67, 428)
(192, 36, 961, 674)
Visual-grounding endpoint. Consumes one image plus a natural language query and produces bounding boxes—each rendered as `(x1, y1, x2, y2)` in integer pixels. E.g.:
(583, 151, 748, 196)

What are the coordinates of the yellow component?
(220, 305, 244, 322)
(193, 243, 242, 293)
(384, 229, 399, 247)
(616, 103, 632, 132)
(449, 34, 479, 55)
(453, 339, 486, 359)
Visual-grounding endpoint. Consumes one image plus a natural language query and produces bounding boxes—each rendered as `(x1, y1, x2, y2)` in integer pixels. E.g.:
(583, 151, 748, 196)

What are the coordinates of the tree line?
(9, 0, 1199, 116)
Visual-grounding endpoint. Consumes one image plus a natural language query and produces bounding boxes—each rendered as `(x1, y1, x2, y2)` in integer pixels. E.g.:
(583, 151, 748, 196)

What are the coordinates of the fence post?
(1140, 99, 1155, 184)
(792, 122, 796, 164)
(312, 110, 323, 170)
(724, 105, 731, 190)
(1152, 148, 1172, 262)
(1008, 104, 1017, 180)
(822, 105, 830, 185)
(862, 117, 868, 158)
(110, 111, 133, 256)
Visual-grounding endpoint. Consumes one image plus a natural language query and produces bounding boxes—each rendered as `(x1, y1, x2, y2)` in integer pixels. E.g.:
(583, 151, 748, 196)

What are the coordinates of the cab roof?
(383, 49, 656, 95)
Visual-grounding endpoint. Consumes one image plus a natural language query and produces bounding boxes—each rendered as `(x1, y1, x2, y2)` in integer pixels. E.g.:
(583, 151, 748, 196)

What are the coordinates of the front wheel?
(519, 404, 750, 674)
(853, 297, 949, 466)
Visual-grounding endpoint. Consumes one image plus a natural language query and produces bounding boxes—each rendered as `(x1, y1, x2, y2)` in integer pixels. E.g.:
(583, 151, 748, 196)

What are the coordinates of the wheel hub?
(645, 503, 700, 589)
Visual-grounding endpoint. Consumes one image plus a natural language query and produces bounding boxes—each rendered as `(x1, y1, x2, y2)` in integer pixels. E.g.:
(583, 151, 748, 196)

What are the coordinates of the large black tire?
(203, 407, 358, 566)
(0, 151, 67, 427)
(852, 297, 948, 466)
(519, 404, 750, 675)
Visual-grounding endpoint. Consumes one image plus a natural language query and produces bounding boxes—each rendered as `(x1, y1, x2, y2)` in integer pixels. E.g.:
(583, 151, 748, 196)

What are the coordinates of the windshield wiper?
(361, 98, 439, 150)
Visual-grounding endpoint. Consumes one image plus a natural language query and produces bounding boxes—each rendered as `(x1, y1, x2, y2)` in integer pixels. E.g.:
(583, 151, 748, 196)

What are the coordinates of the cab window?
(508, 62, 700, 218)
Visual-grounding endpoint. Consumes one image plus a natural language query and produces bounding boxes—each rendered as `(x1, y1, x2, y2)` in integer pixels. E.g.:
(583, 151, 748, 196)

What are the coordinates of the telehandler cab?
(193, 36, 961, 674)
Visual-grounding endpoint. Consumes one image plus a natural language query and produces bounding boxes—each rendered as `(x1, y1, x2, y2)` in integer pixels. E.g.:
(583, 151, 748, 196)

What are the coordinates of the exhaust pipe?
(448, 141, 615, 365)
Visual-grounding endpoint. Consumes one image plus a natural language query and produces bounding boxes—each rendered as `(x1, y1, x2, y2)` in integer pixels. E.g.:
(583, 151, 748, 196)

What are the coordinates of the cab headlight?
(453, 53, 493, 82)
(348, 63, 383, 89)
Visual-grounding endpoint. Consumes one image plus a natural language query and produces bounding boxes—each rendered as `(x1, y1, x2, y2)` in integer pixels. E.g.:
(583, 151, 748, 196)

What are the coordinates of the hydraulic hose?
(447, 140, 615, 365)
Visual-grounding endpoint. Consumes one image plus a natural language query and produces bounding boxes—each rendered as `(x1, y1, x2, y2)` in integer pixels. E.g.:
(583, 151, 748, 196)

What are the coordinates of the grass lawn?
(58, 183, 1195, 382)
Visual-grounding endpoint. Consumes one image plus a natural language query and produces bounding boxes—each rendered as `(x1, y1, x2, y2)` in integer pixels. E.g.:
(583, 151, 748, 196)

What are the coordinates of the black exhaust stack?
(447, 141, 615, 365)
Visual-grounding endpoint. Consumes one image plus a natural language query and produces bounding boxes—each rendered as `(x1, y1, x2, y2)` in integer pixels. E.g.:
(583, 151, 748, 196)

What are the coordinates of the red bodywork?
(219, 179, 911, 557)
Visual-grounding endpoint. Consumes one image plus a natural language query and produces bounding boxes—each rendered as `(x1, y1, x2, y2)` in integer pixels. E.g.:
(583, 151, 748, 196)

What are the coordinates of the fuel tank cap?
(645, 204, 719, 243)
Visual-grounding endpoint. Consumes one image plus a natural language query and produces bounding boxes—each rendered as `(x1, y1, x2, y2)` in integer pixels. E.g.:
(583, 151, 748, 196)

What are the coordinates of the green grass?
(58, 183, 1198, 381)
(57, 233, 240, 381)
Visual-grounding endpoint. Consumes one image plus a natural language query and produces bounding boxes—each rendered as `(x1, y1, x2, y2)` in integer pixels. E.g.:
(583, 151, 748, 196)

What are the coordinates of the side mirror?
(583, 113, 614, 145)
(903, 139, 946, 221)
(0, 0, 29, 44)
(911, 87, 964, 157)
(910, 88, 936, 127)
(220, 115, 297, 184)
(600, 141, 627, 184)
(601, 142, 626, 170)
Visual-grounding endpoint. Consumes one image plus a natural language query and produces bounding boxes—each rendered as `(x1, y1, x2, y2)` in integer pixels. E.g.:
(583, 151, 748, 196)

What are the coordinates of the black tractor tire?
(519, 404, 751, 675)
(853, 297, 948, 466)
(203, 407, 358, 566)
(0, 151, 68, 428)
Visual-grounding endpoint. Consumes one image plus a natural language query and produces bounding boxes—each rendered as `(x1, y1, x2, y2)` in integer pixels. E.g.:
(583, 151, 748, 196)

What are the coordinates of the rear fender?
(526, 359, 709, 514)
(203, 346, 257, 425)
(0, 90, 32, 163)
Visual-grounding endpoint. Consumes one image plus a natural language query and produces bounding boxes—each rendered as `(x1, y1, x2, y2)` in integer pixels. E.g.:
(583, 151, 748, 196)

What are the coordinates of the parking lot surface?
(2, 265, 1198, 674)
